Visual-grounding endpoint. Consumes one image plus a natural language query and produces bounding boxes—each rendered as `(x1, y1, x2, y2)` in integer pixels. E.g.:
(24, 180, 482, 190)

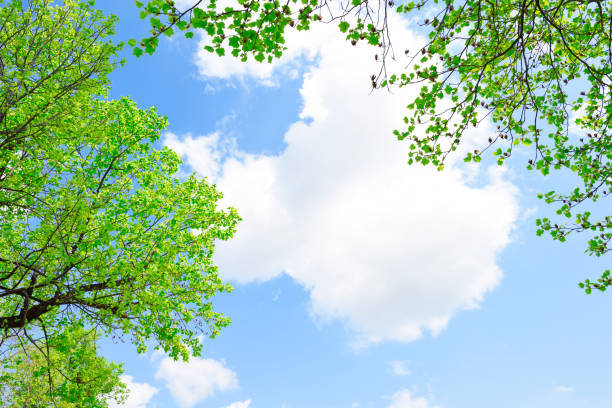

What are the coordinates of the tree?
(387, 0, 612, 294)
(137, 0, 612, 293)
(0, 324, 127, 408)
(0, 0, 240, 361)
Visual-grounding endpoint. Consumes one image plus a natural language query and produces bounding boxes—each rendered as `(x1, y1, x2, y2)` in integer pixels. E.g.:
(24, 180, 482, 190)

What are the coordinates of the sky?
(97, 1, 612, 408)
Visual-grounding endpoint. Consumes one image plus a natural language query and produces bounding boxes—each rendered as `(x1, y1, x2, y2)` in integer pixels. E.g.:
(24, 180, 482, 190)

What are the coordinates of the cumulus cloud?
(222, 399, 252, 408)
(390, 361, 411, 376)
(109, 375, 159, 408)
(168, 15, 519, 345)
(165, 132, 229, 178)
(154, 357, 238, 408)
(387, 390, 439, 408)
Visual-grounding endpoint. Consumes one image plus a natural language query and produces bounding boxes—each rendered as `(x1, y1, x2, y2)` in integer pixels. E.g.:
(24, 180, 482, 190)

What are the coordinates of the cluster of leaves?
(383, 0, 612, 292)
(131, 0, 319, 60)
(0, 0, 240, 362)
(0, 324, 127, 407)
(131, 0, 394, 63)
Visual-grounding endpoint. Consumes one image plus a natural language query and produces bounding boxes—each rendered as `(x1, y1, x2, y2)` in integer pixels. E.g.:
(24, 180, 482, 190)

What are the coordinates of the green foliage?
(0, 324, 127, 408)
(131, 0, 388, 61)
(0, 0, 120, 144)
(385, 0, 612, 292)
(0, 0, 240, 360)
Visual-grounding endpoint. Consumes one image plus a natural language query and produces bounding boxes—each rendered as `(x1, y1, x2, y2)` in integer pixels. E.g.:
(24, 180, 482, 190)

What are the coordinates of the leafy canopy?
(0, 324, 127, 408)
(386, 0, 612, 293)
(138, 0, 612, 293)
(0, 0, 239, 360)
(129, 0, 389, 59)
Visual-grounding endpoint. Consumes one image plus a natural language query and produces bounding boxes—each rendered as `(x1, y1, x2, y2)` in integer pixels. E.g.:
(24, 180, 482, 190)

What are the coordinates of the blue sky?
(98, 2, 612, 408)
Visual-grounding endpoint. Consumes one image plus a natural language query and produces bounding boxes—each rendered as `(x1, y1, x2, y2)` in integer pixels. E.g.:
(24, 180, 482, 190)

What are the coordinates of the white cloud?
(109, 375, 159, 408)
(154, 357, 238, 408)
(390, 361, 411, 376)
(222, 399, 252, 408)
(387, 390, 439, 408)
(169, 15, 519, 346)
(165, 132, 228, 179)
(554, 385, 574, 393)
(568, 105, 589, 142)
